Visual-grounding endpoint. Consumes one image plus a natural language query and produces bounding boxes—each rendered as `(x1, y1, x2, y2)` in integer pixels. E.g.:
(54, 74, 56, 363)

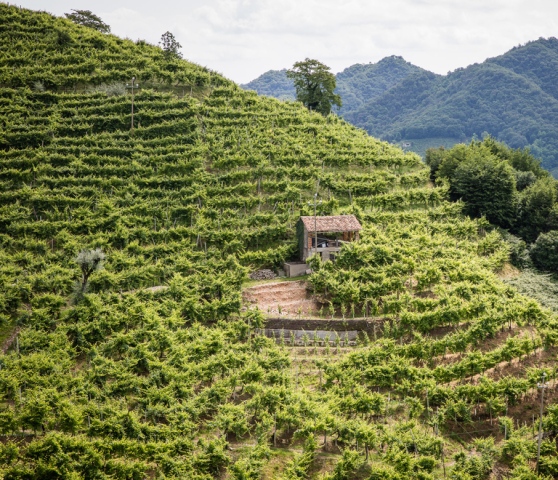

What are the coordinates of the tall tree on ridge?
(159, 31, 182, 59)
(287, 58, 341, 116)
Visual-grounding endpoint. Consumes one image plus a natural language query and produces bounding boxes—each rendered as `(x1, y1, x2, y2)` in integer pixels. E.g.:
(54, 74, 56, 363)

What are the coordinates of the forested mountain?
(487, 37, 558, 100)
(241, 56, 426, 115)
(335, 56, 427, 114)
(2, 5, 558, 479)
(244, 38, 558, 175)
(241, 68, 295, 100)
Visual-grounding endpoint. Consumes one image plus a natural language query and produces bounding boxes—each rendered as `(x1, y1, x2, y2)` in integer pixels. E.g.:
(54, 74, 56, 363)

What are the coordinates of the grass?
(504, 268, 558, 313)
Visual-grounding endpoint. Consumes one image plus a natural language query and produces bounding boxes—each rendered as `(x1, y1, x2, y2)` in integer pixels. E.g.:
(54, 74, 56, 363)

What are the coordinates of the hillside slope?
(349, 62, 558, 144)
(334, 56, 428, 115)
(1, 5, 558, 479)
(0, 6, 228, 93)
(487, 37, 558, 101)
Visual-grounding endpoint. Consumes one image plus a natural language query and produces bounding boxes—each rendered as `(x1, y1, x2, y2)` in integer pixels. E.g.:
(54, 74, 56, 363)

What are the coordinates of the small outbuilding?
(296, 214, 362, 262)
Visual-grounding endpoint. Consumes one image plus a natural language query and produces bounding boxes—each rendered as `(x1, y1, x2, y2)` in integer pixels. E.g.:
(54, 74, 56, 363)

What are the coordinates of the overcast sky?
(11, 0, 558, 83)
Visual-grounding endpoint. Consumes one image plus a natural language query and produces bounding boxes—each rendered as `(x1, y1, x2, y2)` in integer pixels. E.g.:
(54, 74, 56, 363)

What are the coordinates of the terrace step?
(242, 280, 319, 316)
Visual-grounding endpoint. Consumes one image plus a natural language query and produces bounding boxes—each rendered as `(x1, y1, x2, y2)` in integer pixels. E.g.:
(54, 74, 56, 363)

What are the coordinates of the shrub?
(530, 230, 558, 273)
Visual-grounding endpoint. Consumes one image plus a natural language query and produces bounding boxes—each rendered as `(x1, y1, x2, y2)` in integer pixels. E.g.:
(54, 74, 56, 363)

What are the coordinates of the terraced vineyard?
(1, 5, 558, 479)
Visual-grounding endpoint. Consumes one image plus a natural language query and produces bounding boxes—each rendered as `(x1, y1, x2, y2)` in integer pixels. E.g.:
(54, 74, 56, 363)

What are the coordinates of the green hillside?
(487, 37, 558, 101)
(348, 61, 558, 146)
(344, 70, 440, 137)
(334, 56, 427, 115)
(0, 7, 228, 94)
(1, 5, 558, 479)
(241, 69, 295, 101)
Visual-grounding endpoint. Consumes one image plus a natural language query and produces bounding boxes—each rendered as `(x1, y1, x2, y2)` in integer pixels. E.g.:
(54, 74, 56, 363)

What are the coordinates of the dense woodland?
(426, 138, 558, 251)
(1, 5, 558, 479)
(243, 39, 558, 176)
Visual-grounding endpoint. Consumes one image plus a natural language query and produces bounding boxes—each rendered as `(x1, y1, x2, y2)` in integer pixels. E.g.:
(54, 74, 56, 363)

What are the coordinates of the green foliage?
(517, 178, 558, 241)
(243, 56, 425, 118)
(281, 436, 316, 479)
(325, 449, 365, 480)
(431, 137, 558, 241)
(530, 230, 558, 273)
(246, 39, 558, 172)
(481, 135, 549, 179)
(515, 171, 537, 191)
(335, 56, 426, 116)
(450, 150, 516, 227)
(451, 438, 498, 479)
(501, 232, 530, 268)
(425, 146, 446, 180)
(0, 4, 225, 92)
(504, 269, 558, 313)
(287, 58, 341, 116)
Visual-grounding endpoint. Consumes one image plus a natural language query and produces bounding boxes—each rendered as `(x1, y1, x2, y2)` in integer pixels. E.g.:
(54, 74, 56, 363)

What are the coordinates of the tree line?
(426, 137, 558, 273)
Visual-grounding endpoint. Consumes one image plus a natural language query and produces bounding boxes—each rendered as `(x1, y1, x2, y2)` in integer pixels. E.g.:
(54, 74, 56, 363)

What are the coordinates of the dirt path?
(243, 281, 321, 317)
(1, 327, 20, 354)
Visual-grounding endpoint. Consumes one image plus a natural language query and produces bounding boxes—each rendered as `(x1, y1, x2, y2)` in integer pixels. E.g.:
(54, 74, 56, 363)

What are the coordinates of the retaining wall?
(264, 317, 386, 335)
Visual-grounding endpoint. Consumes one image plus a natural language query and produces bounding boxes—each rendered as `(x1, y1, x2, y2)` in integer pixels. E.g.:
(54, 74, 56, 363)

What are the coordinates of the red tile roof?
(300, 215, 362, 233)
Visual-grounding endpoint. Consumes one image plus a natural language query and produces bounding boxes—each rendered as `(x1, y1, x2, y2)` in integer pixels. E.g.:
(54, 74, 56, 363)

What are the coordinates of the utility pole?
(126, 76, 139, 131)
(537, 372, 547, 473)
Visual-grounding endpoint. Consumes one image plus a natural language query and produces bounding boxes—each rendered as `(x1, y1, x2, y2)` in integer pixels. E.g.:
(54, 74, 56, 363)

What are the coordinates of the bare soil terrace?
(242, 280, 321, 317)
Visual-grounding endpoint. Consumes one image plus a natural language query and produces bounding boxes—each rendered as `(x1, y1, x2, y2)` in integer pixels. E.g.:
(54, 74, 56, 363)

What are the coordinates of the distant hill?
(335, 56, 427, 115)
(241, 56, 425, 115)
(487, 37, 558, 100)
(243, 38, 558, 175)
(241, 68, 295, 100)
